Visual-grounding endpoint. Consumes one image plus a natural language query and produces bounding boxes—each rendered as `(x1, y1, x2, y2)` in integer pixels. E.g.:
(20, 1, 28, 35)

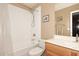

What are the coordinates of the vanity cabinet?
(45, 42, 79, 56)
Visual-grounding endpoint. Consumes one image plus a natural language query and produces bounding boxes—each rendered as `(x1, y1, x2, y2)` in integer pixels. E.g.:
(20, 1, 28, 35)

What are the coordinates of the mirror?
(71, 11, 79, 37)
(55, 3, 79, 36)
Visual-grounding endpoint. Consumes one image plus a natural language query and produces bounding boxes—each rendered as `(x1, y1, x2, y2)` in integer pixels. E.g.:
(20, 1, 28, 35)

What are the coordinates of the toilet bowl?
(29, 47, 44, 56)
(28, 39, 45, 56)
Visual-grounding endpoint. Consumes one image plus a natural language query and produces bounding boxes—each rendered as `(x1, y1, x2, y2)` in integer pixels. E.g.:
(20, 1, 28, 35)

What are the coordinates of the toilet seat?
(29, 47, 43, 56)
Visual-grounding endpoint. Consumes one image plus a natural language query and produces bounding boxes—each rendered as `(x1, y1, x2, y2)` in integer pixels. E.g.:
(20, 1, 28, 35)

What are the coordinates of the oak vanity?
(44, 35, 79, 56)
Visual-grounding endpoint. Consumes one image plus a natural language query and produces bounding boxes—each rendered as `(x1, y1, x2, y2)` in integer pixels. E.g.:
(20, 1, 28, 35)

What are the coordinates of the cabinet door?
(45, 42, 71, 56)
(71, 51, 79, 56)
(46, 50, 58, 56)
(71, 52, 77, 56)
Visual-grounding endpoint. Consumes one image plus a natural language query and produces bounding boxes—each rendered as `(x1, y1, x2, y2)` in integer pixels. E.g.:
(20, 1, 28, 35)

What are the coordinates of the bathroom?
(0, 3, 79, 56)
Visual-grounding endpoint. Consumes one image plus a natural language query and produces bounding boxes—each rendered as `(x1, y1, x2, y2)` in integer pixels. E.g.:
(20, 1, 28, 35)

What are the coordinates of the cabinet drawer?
(45, 42, 71, 56)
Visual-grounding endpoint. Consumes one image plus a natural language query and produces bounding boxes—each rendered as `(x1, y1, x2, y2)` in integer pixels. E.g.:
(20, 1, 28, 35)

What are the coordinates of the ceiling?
(55, 3, 77, 11)
(23, 3, 39, 9)
(12, 3, 77, 11)
(23, 3, 77, 10)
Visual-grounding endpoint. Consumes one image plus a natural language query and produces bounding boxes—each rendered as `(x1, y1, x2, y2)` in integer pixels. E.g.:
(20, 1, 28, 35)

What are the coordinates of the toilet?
(29, 47, 44, 56)
(28, 39, 45, 56)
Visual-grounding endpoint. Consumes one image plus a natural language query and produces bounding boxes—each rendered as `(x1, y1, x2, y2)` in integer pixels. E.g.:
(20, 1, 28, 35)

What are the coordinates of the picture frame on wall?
(42, 15, 49, 22)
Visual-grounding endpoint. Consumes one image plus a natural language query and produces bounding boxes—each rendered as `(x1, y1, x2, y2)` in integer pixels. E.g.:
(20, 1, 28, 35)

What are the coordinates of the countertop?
(44, 37, 79, 52)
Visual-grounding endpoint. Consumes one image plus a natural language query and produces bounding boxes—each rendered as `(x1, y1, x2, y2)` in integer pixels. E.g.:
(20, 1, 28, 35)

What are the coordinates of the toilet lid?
(29, 47, 43, 56)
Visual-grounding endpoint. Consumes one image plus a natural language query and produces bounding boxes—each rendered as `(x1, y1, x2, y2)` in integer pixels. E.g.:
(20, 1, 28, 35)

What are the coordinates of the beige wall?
(55, 3, 79, 36)
(41, 4, 55, 39)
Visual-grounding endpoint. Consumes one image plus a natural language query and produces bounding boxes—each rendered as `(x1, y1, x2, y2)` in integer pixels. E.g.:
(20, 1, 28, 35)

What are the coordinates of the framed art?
(42, 15, 49, 22)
